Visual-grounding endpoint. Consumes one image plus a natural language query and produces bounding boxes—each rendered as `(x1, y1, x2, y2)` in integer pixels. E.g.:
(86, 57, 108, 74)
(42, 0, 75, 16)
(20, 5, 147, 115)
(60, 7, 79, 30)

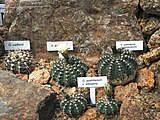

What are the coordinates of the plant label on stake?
(4, 41, 30, 50)
(77, 76, 108, 104)
(116, 41, 143, 51)
(46, 41, 73, 51)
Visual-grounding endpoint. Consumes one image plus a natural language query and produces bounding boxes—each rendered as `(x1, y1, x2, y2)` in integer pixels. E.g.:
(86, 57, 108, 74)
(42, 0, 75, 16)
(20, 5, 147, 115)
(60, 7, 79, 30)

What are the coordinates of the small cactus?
(51, 51, 87, 86)
(60, 93, 87, 118)
(4, 50, 34, 74)
(98, 48, 137, 85)
(96, 96, 119, 116)
(104, 82, 113, 97)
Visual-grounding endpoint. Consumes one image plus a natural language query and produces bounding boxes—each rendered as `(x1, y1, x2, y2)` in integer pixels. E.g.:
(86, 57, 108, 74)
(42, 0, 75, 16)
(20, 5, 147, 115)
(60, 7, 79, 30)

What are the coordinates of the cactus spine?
(60, 93, 87, 118)
(98, 48, 137, 85)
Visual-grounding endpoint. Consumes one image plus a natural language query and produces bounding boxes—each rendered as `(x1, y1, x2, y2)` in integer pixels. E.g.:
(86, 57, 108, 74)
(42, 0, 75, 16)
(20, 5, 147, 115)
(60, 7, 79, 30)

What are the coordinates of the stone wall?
(4, 0, 146, 58)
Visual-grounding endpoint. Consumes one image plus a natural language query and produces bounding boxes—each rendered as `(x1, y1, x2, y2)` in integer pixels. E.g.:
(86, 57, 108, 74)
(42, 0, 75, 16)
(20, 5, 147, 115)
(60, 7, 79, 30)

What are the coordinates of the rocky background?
(0, 0, 160, 120)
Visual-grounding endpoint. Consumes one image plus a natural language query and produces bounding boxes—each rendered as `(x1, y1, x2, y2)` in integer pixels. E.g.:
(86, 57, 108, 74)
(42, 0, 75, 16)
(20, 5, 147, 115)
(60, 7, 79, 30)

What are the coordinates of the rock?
(140, 0, 160, 16)
(114, 83, 139, 102)
(5, 0, 146, 58)
(148, 29, 160, 50)
(137, 47, 160, 67)
(137, 68, 155, 91)
(0, 70, 58, 120)
(119, 95, 152, 120)
(155, 73, 160, 93)
(139, 17, 160, 35)
(28, 68, 50, 84)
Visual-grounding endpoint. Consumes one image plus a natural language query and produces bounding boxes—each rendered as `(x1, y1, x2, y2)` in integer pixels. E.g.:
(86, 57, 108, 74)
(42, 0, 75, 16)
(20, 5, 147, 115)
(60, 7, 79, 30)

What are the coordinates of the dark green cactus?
(98, 48, 137, 85)
(51, 51, 87, 86)
(4, 50, 34, 74)
(60, 93, 87, 118)
(96, 96, 119, 116)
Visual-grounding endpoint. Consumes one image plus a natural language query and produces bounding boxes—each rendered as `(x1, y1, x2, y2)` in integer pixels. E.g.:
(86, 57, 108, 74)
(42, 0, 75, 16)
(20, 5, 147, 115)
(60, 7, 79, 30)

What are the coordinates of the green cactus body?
(98, 48, 137, 85)
(51, 55, 87, 86)
(60, 93, 87, 118)
(4, 50, 34, 74)
(96, 96, 119, 115)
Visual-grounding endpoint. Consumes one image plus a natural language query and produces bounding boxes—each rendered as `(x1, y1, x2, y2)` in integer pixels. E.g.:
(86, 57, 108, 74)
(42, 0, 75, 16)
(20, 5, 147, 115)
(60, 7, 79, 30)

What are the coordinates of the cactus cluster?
(4, 50, 34, 74)
(60, 93, 87, 118)
(96, 96, 119, 116)
(51, 52, 87, 86)
(104, 82, 113, 97)
(98, 48, 137, 85)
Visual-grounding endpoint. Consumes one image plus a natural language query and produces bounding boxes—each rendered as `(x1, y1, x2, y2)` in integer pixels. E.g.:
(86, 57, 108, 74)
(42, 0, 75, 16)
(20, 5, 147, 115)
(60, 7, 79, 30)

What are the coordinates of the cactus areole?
(51, 51, 87, 86)
(98, 48, 137, 85)
(60, 93, 87, 118)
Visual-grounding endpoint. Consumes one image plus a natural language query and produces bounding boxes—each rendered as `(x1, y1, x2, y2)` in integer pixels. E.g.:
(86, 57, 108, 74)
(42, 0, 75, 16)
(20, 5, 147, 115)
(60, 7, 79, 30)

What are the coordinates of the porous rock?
(140, 0, 160, 16)
(137, 47, 160, 67)
(5, 0, 146, 58)
(119, 95, 152, 120)
(114, 83, 139, 102)
(28, 68, 50, 84)
(148, 29, 160, 50)
(137, 68, 155, 91)
(0, 70, 58, 120)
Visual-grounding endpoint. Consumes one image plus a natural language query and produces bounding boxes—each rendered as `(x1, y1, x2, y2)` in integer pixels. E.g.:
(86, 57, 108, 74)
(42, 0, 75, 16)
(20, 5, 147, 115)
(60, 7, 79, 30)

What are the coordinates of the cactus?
(60, 93, 87, 118)
(4, 50, 34, 74)
(96, 96, 119, 116)
(104, 82, 113, 97)
(51, 51, 87, 86)
(98, 48, 137, 85)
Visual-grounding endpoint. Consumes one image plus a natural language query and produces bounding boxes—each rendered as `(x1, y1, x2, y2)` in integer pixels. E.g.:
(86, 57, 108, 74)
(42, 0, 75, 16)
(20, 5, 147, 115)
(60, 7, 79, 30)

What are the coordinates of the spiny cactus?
(51, 51, 87, 86)
(4, 50, 34, 74)
(96, 96, 119, 116)
(60, 93, 87, 118)
(98, 48, 137, 85)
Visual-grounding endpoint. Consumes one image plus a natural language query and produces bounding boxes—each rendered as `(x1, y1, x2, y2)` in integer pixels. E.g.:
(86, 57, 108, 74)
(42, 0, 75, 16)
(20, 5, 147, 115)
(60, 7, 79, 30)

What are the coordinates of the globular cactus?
(60, 93, 87, 118)
(4, 50, 34, 74)
(96, 96, 119, 116)
(51, 51, 87, 86)
(98, 48, 137, 85)
(104, 82, 113, 97)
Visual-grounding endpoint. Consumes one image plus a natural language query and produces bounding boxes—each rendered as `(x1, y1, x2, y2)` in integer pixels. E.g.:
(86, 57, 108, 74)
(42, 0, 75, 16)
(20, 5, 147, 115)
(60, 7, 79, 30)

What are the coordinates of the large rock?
(4, 0, 146, 58)
(140, 0, 160, 16)
(0, 70, 58, 120)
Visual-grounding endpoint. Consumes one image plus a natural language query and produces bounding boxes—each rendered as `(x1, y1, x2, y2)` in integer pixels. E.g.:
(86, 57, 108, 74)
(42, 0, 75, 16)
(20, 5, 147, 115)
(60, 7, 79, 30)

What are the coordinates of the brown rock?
(0, 70, 58, 120)
(119, 95, 152, 120)
(114, 83, 139, 102)
(137, 47, 160, 67)
(137, 68, 155, 91)
(155, 73, 160, 93)
(5, 0, 146, 58)
(79, 108, 97, 120)
(140, 0, 160, 16)
(139, 17, 160, 35)
(28, 68, 50, 84)
(148, 29, 160, 50)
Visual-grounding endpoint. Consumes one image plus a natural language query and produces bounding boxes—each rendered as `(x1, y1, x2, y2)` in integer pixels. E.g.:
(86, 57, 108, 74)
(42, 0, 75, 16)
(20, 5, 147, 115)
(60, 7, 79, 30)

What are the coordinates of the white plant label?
(77, 76, 107, 88)
(0, 4, 5, 25)
(116, 41, 143, 51)
(77, 76, 107, 104)
(47, 41, 73, 51)
(4, 41, 30, 50)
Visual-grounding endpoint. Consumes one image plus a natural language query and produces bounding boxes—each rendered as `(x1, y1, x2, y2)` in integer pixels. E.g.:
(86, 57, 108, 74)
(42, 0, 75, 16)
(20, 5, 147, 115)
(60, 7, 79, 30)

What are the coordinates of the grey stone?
(4, 0, 146, 58)
(0, 70, 58, 120)
(140, 0, 160, 16)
